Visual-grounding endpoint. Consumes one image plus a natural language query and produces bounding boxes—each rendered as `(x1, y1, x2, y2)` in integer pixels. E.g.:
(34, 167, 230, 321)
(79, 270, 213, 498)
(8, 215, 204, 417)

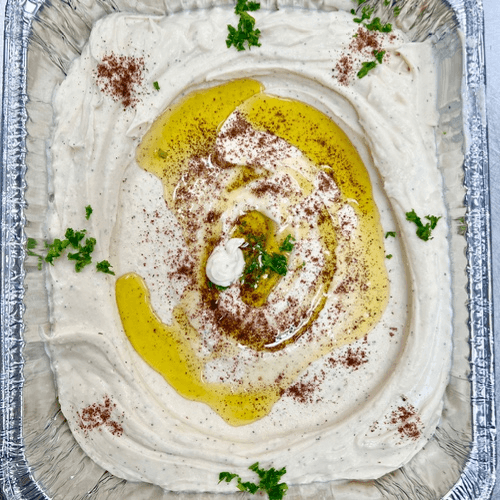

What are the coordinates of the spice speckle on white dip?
(43, 6, 452, 493)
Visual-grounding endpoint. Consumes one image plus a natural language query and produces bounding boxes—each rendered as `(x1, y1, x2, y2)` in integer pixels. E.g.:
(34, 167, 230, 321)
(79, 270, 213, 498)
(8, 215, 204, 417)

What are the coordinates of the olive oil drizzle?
(118, 79, 389, 425)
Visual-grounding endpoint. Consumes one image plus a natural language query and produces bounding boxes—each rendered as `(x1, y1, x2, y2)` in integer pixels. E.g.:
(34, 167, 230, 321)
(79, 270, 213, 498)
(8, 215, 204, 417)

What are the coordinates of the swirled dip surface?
(44, 6, 452, 492)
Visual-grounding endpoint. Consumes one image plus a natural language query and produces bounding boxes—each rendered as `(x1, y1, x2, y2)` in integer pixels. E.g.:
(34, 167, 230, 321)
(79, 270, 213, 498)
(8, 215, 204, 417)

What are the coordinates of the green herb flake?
(153, 81, 160, 90)
(393, 5, 401, 16)
(364, 17, 392, 32)
(385, 231, 396, 238)
(279, 234, 296, 252)
(357, 60, 377, 78)
(67, 237, 96, 272)
(353, 5, 374, 23)
(96, 260, 115, 275)
(374, 49, 386, 64)
(32, 208, 114, 274)
(208, 281, 229, 291)
(158, 148, 168, 159)
(239, 233, 296, 288)
(65, 228, 87, 248)
(45, 238, 71, 265)
(227, 0, 261, 51)
(386, 254, 393, 259)
(456, 216, 467, 236)
(262, 252, 288, 276)
(406, 209, 441, 241)
(85, 205, 93, 220)
(234, 0, 260, 14)
(27, 238, 44, 270)
(219, 462, 288, 500)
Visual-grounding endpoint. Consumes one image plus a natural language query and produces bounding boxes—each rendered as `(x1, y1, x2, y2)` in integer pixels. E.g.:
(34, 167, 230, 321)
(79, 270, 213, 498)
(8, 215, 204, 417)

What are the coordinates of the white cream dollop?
(206, 238, 245, 287)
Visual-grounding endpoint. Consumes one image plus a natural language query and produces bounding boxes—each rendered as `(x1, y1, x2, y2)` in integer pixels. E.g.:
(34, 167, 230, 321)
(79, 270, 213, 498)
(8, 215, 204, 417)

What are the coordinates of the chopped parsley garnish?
(262, 252, 288, 275)
(85, 205, 93, 220)
(27, 237, 37, 250)
(67, 236, 96, 272)
(239, 233, 294, 288)
(364, 16, 392, 32)
(219, 462, 288, 499)
(357, 60, 377, 78)
(405, 209, 441, 241)
(374, 49, 386, 63)
(208, 281, 229, 291)
(279, 234, 296, 252)
(27, 238, 44, 270)
(457, 216, 467, 236)
(153, 81, 160, 90)
(358, 50, 386, 78)
(349, 0, 394, 79)
(385, 231, 396, 238)
(226, 0, 261, 51)
(96, 260, 115, 275)
(386, 254, 393, 259)
(27, 208, 114, 274)
(45, 238, 70, 265)
(65, 227, 87, 248)
(234, 0, 260, 15)
(353, 5, 374, 23)
(394, 5, 401, 16)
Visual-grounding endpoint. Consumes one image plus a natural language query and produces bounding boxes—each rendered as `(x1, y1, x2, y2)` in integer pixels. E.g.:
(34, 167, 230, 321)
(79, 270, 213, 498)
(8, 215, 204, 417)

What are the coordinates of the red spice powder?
(335, 55, 354, 86)
(95, 53, 145, 108)
(77, 395, 124, 437)
(328, 345, 368, 370)
(333, 27, 384, 86)
(285, 381, 315, 404)
(284, 376, 323, 404)
(389, 403, 422, 440)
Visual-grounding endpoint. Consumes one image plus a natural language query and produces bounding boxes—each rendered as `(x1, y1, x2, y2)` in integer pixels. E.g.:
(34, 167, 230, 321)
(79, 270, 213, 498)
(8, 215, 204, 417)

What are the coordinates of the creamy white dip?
(43, 6, 452, 493)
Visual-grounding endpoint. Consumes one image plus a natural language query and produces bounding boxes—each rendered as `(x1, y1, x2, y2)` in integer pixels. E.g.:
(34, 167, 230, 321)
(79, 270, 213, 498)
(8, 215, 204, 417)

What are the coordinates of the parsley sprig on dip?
(240, 232, 295, 289)
(219, 462, 288, 499)
(226, 0, 261, 51)
(406, 209, 441, 241)
(350, 0, 393, 78)
(27, 206, 115, 274)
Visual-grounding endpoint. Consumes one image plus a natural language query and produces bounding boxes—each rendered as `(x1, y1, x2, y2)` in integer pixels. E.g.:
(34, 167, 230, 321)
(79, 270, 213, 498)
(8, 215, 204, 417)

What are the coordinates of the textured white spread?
(43, 7, 452, 494)
(215, 111, 303, 169)
(206, 238, 245, 287)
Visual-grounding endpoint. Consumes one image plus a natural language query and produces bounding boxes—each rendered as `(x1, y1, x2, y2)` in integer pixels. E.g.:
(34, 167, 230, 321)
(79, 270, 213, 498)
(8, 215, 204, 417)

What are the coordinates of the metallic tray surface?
(0, 0, 494, 498)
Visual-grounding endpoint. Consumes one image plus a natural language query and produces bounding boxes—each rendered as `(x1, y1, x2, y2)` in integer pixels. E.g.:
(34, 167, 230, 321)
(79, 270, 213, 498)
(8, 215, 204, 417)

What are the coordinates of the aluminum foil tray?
(0, 0, 495, 498)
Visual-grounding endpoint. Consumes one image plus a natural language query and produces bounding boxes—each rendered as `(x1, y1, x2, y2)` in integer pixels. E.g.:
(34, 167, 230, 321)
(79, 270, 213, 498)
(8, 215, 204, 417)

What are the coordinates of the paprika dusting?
(77, 395, 124, 437)
(96, 53, 145, 108)
(390, 402, 423, 440)
(334, 27, 384, 85)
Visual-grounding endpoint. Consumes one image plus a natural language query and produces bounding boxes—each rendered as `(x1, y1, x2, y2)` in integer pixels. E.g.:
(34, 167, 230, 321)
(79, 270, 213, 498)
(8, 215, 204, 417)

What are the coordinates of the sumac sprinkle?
(389, 403, 422, 440)
(96, 53, 145, 108)
(77, 395, 124, 436)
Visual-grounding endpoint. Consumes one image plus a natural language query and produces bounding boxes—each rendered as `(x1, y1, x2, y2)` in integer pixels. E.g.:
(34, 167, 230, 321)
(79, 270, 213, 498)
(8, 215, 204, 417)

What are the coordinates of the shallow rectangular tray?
(0, 0, 495, 498)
